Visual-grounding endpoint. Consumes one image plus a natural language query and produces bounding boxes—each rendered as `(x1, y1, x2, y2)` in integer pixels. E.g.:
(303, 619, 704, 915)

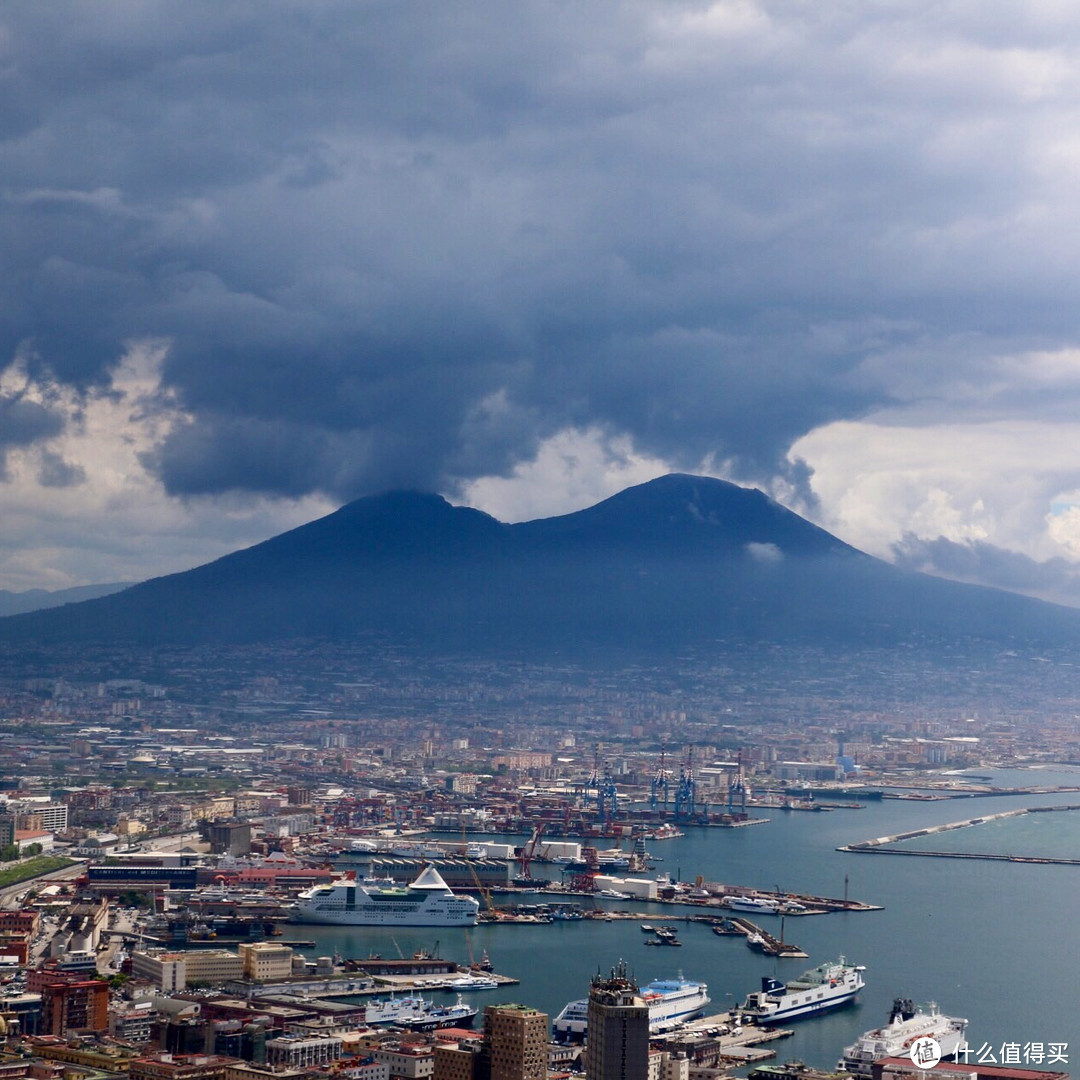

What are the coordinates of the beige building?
(483, 1004, 548, 1080)
(371, 1045, 434, 1080)
(238, 942, 294, 981)
(131, 949, 242, 990)
(433, 1043, 480, 1080)
(649, 1052, 690, 1080)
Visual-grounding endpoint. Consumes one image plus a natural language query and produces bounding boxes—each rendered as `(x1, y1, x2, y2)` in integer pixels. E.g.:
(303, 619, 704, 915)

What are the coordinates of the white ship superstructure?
(364, 994, 478, 1030)
(839, 999, 969, 1076)
(739, 957, 865, 1024)
(553, 975, 709, 1040)
(294, 867, 479, 927)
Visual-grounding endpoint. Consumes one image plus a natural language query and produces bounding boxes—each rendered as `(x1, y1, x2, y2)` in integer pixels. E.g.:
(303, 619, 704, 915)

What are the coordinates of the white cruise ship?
(553, 975, 709, 1041)
(294, 866, 480, 926)
(739, 957, 865, 1024)
(839, 999, 969, 1076)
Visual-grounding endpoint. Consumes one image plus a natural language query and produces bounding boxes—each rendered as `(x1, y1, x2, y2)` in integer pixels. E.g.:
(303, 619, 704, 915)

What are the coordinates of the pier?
(838, 803, 1080, 865)
(711, 916, 808, 958)
(665, 1011, 795, 1064)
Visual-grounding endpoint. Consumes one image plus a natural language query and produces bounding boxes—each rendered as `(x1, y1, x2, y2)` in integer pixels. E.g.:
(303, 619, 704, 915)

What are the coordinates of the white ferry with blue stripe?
(739, 957, 864, 1025)
(553, 975, 709, 1041)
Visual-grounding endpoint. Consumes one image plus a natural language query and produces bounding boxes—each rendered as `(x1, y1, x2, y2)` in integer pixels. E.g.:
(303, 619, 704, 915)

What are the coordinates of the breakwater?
(837, 803, 1080, 864)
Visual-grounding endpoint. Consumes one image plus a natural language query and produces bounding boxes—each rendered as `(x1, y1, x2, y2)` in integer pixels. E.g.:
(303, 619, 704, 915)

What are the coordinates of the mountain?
(3, 473, 1080, 652)
(0, 582, 133, 617)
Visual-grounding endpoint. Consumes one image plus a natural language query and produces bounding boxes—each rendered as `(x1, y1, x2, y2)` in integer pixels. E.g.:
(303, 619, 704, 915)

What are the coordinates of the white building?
(265, 1035, 343, 1069)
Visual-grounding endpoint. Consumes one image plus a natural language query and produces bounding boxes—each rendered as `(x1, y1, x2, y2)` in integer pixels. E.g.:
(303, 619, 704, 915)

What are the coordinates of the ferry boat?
(365, 993, 477, 1030)
(449, 972, 499, 990)
(553, 975, 709, 1041)
(294, 866, 480, 926)
(722, 896, 781, 914)
(739, 957, 865, 1025)
(838, 998, 969, 1076)
(645, 823, 685, 840)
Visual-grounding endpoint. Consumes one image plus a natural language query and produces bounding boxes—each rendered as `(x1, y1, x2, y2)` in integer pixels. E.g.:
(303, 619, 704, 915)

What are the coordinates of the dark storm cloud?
(0, 394, 64, 479)
(5, 1, 1080, 501)
(36, 449, 86, 489)
(892, 533, 1080, 608)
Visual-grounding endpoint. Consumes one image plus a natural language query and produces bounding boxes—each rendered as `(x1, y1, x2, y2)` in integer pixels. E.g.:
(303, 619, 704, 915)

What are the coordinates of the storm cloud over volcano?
(6, 2, 1080, 595)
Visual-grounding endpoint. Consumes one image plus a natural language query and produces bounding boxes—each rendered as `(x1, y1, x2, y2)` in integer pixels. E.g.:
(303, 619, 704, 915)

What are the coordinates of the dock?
(722, 916, 808, 958)
(664, 1011, 794, 1064)
(838, 804, 1080, 865)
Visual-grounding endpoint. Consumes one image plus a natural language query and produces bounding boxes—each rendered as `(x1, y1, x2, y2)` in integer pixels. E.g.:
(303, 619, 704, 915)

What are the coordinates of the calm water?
(303, 772, 1080, 1072)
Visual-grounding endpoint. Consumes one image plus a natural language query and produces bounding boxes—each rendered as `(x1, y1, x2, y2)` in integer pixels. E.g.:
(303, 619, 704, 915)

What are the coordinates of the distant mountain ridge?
(3, 474, 1080, 652)
(0, 582, 133, 618)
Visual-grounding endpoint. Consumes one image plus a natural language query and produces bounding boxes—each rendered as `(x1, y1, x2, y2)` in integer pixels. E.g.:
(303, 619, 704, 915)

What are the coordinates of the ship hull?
(839, 1003, 968, 1076)
(294, 867, 480, 927)
(294, 906, 476, 927)
(553, 978, 708, 1041)
(740, 958, 865, 1026)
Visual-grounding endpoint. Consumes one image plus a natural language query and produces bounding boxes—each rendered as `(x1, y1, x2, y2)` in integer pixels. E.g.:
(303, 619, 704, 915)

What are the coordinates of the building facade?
(584, 966, 650, 1080)
(238, 942, 294, 981)
(482, 1004, 548, 1080)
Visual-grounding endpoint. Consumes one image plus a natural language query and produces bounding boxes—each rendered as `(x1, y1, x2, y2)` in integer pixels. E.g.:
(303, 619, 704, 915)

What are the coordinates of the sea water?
(310, 772, 1080, 1071)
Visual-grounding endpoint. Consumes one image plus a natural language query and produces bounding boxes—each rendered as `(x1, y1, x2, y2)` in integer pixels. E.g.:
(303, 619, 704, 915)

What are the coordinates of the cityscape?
(5, 4, 1080, 1080)
(0, 634, 1073, 1080)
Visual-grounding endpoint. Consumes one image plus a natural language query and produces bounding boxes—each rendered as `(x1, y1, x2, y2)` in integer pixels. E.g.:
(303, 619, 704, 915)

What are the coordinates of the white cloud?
(459, 427, 679, 523)
(0, 343, 333, 590)
(746, 541, 783, 564)
(792, 413, 1080, 571)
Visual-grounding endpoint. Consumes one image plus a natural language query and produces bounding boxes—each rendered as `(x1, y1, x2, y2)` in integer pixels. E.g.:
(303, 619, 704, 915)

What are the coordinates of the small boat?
(711, 919, 741, 936)
(470, 948, 494, 972)
(641, 924, 655, 933)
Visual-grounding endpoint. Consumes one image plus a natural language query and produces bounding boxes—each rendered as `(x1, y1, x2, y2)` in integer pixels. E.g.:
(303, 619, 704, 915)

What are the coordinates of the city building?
(131, 950, 243, 991)
(433, 1041, 483, 1080)
(130, 1053, 240, 1080)
(584, 966, 650, 1080)
(238, 942, 294, 982)
(370, 1043, 435, 1080)
(37, 977, 109, 1036)
(483, 1004, 548, 1080)
(207, 822, 252, 857)
(109, 1000, 155, 1044)
(264, 1035, 343, 1069)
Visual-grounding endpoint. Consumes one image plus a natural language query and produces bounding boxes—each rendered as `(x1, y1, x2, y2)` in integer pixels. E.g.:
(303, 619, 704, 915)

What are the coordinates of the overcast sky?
(7, 1, 1080, 605)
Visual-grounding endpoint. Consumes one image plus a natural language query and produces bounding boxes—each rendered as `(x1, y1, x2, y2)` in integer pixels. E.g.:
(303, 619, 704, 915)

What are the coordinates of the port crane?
(673, 748, 698, 820)
(517, 822, 548, 882)
(595, 766, 618, 825)
(649, 748, 670, 812)
(726, 749, 749, 816)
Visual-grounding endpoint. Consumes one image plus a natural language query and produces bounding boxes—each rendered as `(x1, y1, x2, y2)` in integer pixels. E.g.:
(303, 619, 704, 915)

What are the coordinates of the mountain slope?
(3, 474, 1080, 652)
(0, 582, 133, 617)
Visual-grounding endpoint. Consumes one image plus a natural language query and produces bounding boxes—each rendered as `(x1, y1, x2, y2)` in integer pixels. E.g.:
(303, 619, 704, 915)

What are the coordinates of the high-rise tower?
(483, 1003, 549, 1080)
(584, 964, 649, 1080)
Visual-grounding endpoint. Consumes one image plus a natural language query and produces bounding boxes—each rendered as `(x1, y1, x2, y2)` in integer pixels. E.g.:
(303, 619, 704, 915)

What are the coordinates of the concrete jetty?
(838, 803, 1080, 865)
